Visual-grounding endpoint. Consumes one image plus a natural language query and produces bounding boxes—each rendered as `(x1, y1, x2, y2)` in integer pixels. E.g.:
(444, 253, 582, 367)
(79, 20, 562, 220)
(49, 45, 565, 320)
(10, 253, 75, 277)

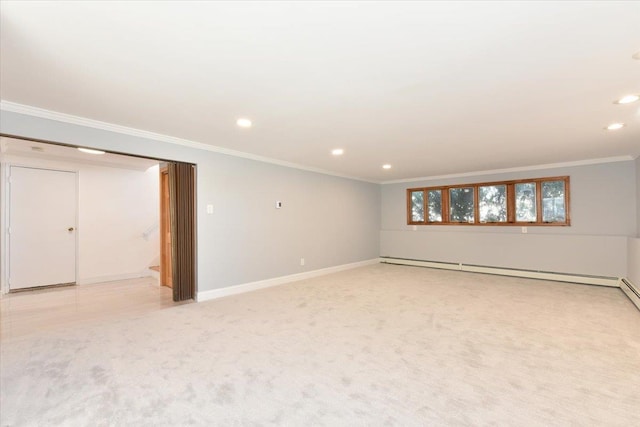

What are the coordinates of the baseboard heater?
(619, 278, 640, 310)
(379, 257, 620, 287)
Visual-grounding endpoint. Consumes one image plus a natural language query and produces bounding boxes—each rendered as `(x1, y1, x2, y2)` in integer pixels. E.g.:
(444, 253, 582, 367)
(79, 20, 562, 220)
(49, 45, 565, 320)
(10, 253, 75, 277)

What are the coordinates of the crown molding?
(0, 100, 378, 184)
(2, 101, 634, 186)
(381, 155, 635, 185)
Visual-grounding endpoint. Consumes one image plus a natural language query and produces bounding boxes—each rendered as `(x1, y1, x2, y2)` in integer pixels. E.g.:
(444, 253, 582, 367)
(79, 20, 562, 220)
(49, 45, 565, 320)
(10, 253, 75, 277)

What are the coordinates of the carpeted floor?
(1, 264, 639, 426)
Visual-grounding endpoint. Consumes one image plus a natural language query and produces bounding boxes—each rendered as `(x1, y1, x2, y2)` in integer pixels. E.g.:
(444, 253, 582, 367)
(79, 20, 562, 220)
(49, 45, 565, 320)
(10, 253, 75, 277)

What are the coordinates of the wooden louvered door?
(167, 162, 196, 301)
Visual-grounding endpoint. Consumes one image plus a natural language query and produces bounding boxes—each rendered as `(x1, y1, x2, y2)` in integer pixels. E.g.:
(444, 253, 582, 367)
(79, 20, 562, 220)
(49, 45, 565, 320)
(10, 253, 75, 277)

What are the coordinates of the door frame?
(0, 133, 198, 300)
(1, 162, 80, 294)
(159, 165, 172, 288)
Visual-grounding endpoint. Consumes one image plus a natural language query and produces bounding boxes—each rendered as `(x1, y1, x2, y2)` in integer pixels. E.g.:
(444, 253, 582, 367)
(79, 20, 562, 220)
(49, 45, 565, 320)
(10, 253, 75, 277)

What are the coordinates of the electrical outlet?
(300, 258, 305, 266)
(522, 226, 528, 234)
(206, 204, 213, 214)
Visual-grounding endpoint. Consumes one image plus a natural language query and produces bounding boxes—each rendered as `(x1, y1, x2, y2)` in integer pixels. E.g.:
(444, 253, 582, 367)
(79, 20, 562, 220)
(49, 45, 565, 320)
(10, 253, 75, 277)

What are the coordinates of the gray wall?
(636, 156, 640, 237)
(2, 110, 636, 287)
(629, 156, 640, 286)
(629, 238, 640, 287)
(381, 161, 636, 277)
(0, 111, 380, 292)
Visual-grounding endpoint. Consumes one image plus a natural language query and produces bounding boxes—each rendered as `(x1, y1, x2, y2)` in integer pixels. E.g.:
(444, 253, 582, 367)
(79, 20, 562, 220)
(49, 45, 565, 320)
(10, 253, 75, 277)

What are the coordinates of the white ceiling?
(0, 137, 159, 171)
(1, 1, 638, 182)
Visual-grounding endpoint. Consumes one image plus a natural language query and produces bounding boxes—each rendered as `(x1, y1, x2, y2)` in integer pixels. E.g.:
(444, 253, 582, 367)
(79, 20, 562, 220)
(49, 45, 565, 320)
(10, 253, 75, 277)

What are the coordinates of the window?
(479, 185, 506, 223)
(449, 187, 474, 223)
(407, 176, 570, 226)
(542, 180, 566, 223)
(515, 182, 536, 222)
(427, 189, 442, 222)
(408, 190, 424, 223)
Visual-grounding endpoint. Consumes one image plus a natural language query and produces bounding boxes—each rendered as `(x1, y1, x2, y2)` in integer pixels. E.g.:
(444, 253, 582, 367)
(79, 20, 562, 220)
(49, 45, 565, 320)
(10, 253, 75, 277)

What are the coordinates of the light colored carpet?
(1, 264, 639, 426)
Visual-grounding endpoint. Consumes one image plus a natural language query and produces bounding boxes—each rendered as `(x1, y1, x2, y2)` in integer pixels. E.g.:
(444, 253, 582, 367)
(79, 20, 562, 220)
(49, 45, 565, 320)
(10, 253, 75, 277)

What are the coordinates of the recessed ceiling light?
(331, 148, 344, 156)
(382, 164, 392, 170)
(77, 147, 106, 155)
(236, 118, 252, 128)
(604, 123, 625, 131)
(614, 94, 639, 104)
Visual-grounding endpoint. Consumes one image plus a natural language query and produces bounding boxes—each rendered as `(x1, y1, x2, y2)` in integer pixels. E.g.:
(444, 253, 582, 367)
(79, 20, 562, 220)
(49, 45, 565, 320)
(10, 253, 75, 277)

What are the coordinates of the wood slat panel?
(168, 162, 196, 301)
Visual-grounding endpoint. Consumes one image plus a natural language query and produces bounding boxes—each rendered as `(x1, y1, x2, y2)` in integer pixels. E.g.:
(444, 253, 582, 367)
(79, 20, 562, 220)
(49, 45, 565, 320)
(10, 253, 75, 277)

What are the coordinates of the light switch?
(276, 201, 282, 209)
(206, 204, 213, 214)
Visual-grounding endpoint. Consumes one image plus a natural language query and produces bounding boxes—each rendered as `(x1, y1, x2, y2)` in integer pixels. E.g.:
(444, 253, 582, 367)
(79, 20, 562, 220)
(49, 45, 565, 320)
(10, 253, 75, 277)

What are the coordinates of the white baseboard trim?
(197, 258, 380, 302)
(77, 271, 152, 285)
(619, 278, 640, 310)
(380, 257, 620, 287)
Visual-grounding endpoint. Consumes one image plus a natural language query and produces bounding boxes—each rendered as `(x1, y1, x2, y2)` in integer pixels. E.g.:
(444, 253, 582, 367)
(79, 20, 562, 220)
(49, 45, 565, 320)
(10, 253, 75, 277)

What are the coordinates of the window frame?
(406, 176, 570, 226)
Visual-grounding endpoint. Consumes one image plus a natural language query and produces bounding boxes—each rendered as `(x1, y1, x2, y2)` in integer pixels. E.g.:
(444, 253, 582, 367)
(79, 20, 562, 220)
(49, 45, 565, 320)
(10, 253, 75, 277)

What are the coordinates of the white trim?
(0, 100, 377, 184)
(197, 258, 380, 302)
(380, 257, 620, 287)
(77, 270, 153, 286)
(382, 156, 635, 184)
(619, 278, 640, 311)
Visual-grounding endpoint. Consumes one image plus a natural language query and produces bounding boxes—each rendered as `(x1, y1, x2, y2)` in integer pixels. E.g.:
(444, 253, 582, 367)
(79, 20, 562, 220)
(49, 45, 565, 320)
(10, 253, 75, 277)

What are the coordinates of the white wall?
(1, 153, 160, 286)
(77, 164, 159, 283)
(0, 111, 381, 293)
(381, 161, 636, 278)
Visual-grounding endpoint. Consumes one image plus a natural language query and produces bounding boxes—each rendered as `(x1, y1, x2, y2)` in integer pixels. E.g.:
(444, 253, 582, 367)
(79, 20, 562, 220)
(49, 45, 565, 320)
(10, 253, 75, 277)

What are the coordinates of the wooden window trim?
(439, 189, 448, 224)
(406, 176, 570, 226)
(506, 183, 515, 223)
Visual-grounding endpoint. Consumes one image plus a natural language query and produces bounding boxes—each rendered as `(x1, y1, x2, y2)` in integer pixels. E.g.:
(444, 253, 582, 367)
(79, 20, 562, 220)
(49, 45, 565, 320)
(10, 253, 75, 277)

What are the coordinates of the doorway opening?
(0, 134, 197, 302)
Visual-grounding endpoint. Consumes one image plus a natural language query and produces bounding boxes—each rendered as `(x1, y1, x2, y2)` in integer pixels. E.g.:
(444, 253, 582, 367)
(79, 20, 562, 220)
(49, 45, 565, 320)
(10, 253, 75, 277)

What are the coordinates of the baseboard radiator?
(619, 278, 640, 310)
(379, 257, 620, 287)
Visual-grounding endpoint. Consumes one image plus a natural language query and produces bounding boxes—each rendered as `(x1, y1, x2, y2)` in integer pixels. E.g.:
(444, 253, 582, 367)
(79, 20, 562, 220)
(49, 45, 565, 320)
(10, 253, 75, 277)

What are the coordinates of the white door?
(9, 166, 77, 290)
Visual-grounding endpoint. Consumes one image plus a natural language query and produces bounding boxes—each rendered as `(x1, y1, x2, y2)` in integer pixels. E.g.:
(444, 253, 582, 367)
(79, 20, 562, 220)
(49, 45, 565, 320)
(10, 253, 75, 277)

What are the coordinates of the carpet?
(1, 264, 639, 426)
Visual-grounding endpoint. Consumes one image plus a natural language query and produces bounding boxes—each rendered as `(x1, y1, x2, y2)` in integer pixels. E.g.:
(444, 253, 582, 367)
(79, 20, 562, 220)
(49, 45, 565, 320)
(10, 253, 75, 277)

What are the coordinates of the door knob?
(68, 227, 75, 232)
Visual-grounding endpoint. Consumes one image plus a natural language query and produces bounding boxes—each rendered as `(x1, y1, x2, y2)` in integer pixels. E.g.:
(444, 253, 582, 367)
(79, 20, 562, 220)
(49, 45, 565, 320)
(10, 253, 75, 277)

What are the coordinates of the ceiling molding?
(0, 100, 378, 184)
(2, 100, 635, 186)
(381, 156, 636, 185)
